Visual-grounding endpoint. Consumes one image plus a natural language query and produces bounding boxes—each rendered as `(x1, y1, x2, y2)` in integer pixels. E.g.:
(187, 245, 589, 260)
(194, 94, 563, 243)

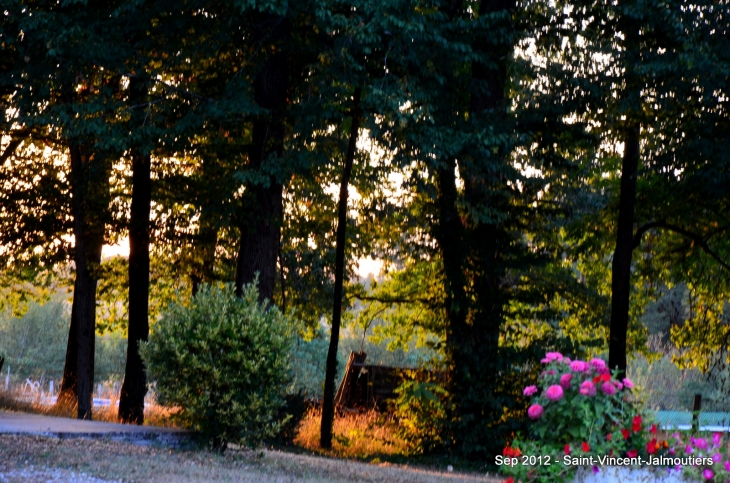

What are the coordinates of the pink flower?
(523, 385, 538, 396)
(685, 444, 693, 454)
(570, 360, 589, 372)
(580, 380, 597, 396)
(546, 385, 564, 401)
(712, 453, 722, 463)
(559, 373, 572, 389)
(613, 380, 624, 391)
(702, 469, 713, 480)
(622, 378, 634, 389)
(540, 358, 550, 364)
(547, 369, 557, 375)
(713, 433, 722, 447)
(601, 382, 616, 395)
(692, 437, 708, 450)
(545, 352, 564, 362)
(563, 357, 572, 364)
(724, 460, 730, 472)
(528, 404, 544, 420)
(590, 358, 607, 372)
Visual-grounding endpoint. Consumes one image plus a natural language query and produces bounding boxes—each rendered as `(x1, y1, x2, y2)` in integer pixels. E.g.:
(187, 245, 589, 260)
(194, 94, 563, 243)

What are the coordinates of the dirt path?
(0, 435, 501, 483)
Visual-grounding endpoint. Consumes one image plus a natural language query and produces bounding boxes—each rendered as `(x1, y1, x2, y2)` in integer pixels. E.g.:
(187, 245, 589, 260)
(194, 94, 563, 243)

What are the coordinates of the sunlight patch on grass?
(295, 408, 409, 459)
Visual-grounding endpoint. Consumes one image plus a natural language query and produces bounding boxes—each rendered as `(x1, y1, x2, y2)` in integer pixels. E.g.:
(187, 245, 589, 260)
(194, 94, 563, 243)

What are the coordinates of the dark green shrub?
(140, 282, 293, 450)
(393, 377, 449, 455)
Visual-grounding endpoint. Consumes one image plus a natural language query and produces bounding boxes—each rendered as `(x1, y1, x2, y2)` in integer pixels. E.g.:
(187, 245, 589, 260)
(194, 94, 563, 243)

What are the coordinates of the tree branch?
(350, 294, 438, 307)
(633, 220, 730, 272)
(0, 130, 32, 164)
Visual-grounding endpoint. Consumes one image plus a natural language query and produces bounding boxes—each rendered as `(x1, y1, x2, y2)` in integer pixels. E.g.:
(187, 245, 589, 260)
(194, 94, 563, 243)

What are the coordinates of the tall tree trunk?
(54, 284, 79, 410)
(608, 123, 640, 375)
(119, 78, 152, 424)
(432, 0, 515, 456)
(69, 145, 104, 420)
(119, 150, 151, 423)
(320, 88, 361, 449)
(235, 17, 289, 303)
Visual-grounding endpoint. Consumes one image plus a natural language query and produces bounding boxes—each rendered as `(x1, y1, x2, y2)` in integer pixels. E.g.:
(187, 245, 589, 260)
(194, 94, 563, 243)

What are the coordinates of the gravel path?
(0, 435, 501, 483)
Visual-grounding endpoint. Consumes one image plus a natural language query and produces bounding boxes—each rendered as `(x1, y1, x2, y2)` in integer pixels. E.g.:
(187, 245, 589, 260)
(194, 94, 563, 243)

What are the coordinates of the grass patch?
(295, 408, 409, 460)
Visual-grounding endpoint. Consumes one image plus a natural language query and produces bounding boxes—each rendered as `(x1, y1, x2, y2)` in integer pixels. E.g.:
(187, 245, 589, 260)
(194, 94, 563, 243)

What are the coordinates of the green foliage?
(289, 329, 330, 399)
(140, 282, 294, 450)
(0, 296, 126, 383)
(393, 378, 448, 455)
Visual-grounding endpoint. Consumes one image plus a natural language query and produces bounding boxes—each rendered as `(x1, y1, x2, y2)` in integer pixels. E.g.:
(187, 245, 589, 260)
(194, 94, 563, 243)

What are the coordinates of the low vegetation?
(140, 282, 294, 450)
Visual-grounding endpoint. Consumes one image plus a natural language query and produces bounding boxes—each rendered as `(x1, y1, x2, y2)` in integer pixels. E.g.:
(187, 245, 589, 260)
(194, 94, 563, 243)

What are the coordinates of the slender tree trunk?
(54, 284, 79, 410)
(235, 17, 289, 303)
(608, 123, 640, 375)
(320, 88, 361, 449)
(69, 145, 103, 420)
(191, 217, 217, 297)
(119, 78, 152, 424)
(191, 156, 221, 297)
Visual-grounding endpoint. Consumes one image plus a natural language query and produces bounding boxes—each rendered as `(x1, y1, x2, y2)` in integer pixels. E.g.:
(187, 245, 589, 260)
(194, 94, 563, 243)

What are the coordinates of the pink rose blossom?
(685, 445, 693, 454)
(541, 358, 550, 364)
(570, 360, 589, 372)
(723, 461, 730, 472)
(622, 378, 634, 389)
(601, 382, 616, 395)
(546, 385, 564, 401)
(579, 380, 597, 396)
(523, 385, 538, 396)
(527, 404, 544, 420)
(559, 373, 572, 389)
(712, 453, 722, 463)
(702, 469, 713, 480)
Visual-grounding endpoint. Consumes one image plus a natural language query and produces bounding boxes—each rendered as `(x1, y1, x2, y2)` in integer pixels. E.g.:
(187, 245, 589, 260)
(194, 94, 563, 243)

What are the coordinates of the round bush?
(140, 282, 293, 450)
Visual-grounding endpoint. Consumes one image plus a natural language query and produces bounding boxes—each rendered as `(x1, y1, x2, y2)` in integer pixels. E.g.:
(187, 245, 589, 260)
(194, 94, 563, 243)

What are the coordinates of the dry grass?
(0, 391, 178, 427)
(0, 434, 499, 483)
(295, 408, 410, 460)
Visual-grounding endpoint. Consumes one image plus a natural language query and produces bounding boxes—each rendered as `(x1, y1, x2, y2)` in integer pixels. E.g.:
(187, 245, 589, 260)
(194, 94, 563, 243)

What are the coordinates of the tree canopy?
(1, 0, 728, 456)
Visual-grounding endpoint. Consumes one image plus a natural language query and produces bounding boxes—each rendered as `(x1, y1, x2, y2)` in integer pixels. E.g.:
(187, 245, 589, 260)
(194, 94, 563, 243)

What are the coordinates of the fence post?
(692, 394, 702, 432)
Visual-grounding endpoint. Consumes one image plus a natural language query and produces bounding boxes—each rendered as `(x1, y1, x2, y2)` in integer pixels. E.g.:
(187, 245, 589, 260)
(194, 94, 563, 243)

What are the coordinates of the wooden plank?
(334, 351, 367, 408)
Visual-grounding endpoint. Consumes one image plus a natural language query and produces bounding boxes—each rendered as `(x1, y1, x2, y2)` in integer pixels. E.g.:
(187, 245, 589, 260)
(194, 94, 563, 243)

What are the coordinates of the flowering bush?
(500, 352, 730, 483)
(501, 352, 652, 482)
(667, 432, 730, 482)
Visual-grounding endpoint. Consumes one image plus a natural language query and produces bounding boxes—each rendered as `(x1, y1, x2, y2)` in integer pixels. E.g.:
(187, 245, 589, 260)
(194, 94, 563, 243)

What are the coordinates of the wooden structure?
(334, 351, 423, 411)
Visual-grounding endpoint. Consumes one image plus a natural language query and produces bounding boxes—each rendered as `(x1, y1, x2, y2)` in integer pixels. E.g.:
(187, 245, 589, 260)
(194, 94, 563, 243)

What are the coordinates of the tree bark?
(54, 283, 79, 410)
(431, 0, 515, 456)
(119, 77, 153, 424)
(118, 149, 151, 423)
(608, 123, 640, 375)
(235, 33, 288, 302)
(69, 145, 104, 420)
(320, 88, 361, 449)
